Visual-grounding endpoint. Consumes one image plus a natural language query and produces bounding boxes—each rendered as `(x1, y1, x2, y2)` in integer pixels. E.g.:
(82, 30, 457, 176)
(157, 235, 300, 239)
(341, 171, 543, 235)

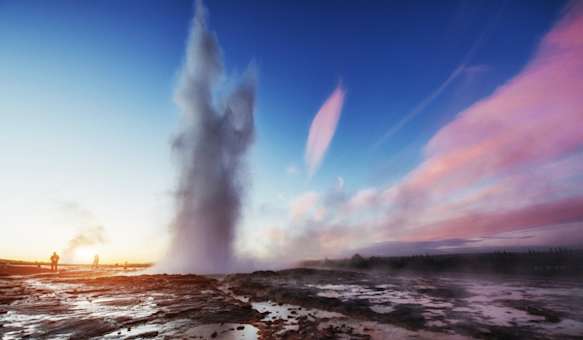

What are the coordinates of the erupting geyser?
(156, 0, 255, 274)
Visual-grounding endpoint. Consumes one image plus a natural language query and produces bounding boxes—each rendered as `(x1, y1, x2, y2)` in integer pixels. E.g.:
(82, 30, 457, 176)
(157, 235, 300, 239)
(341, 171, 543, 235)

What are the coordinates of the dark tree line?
(302, 248, 583, 277)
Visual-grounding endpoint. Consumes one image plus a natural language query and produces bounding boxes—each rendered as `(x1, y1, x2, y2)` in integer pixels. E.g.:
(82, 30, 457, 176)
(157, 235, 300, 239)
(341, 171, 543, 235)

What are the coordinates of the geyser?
(157, 1, 255, 274)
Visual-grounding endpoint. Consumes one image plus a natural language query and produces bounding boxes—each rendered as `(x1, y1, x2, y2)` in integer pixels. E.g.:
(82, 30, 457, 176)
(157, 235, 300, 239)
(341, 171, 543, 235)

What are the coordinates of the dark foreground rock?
(225, 268, 583, 340)
(1, 268, 582, 339)
(0, 271, 261, 339)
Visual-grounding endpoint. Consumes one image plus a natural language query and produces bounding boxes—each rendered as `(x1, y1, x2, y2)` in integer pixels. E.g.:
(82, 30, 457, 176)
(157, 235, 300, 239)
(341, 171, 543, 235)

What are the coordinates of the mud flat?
(1, 268, 582, 339)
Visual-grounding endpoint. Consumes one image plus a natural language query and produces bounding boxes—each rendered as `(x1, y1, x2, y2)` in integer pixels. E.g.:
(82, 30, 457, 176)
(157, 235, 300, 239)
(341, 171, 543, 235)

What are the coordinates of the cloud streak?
(305, 84, 345, 177)
(372, 65, 465, 150)
(372, 1, 505, 150)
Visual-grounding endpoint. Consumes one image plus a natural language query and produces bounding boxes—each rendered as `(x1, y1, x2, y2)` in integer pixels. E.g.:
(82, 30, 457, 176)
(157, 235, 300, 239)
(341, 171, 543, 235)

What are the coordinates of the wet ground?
(1, 268, 582, 339)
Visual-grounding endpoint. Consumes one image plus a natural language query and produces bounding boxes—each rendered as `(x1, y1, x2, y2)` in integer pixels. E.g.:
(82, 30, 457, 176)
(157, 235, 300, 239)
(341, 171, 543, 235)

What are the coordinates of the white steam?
(155, 1, 255, 274)
(61, 225, 107, 264)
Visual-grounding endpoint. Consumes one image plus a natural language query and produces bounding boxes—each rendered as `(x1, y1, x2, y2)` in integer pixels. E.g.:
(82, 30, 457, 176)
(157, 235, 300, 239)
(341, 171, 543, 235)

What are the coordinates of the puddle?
(252, 301, 342, 320)
(1, 311, 70, 340)
(185, 323, 259, 339)
(369, 304, 395, 314)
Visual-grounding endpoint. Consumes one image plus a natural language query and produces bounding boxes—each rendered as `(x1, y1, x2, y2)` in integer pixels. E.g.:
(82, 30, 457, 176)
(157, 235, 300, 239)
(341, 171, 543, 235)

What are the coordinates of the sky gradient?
(1, 0, 582, 264)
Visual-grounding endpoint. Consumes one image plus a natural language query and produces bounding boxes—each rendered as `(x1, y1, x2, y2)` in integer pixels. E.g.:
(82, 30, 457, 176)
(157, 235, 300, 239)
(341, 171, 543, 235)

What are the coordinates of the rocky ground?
(1, 267, 582, 339)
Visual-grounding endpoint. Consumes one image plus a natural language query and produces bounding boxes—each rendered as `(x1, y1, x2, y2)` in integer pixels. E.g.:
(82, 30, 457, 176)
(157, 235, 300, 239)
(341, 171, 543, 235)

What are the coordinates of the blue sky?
(2, 0, 582, 263)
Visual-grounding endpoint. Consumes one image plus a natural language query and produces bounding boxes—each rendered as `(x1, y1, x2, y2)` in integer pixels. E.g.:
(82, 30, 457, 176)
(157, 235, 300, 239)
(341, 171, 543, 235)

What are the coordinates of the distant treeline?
(301, 248, 583, 277)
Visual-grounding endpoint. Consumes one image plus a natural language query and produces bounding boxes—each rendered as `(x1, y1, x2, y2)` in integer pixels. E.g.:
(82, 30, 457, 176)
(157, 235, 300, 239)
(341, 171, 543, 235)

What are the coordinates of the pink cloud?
(411, 8, 583, 195)
(404, 196, 583, 241)
(345, 5, 583, 252)
(388, 6, 583, 222)
(348, 188, 380, 211)
(305, 84, 345, 177)
(289, 191, 320, 222)
(426, 154, 583, 218)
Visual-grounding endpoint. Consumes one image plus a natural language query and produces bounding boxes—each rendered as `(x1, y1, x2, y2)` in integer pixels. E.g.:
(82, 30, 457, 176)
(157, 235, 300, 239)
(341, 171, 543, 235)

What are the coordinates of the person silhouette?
(50, 252, 60, 272)
(92, 254, 99, 270)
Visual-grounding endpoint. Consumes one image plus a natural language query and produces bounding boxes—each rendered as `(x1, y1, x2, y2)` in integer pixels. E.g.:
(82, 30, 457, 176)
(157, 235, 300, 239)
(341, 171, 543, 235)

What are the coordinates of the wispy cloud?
(336, 176, 345, 191)
(286, 164, 300, 176)
(371, 64, 465, 150)
(256, 4, 583, 261)
(289, 191, 320, 222)
(305, 84, 345, 177)
(372, 1, 505, 150)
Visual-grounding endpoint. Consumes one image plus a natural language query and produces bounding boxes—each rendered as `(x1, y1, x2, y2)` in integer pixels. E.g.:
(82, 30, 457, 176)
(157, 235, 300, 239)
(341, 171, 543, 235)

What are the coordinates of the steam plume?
(62, 225, 107, 263)
(157, 1, 255, 274)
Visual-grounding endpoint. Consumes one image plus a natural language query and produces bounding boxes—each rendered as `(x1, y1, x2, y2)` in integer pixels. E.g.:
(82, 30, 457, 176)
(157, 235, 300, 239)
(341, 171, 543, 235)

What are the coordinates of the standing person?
(92, 254, 99, 270)
(50, 252, 59, 272)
